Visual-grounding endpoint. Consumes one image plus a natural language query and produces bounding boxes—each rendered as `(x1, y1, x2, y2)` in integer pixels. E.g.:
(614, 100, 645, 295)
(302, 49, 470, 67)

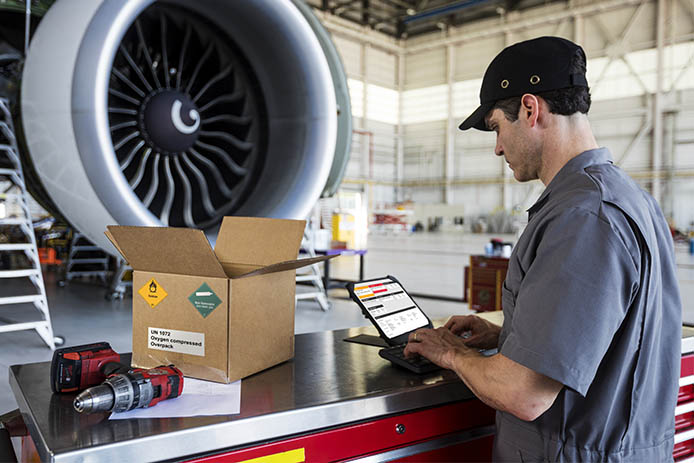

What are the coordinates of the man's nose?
(494, 141, 504, 157)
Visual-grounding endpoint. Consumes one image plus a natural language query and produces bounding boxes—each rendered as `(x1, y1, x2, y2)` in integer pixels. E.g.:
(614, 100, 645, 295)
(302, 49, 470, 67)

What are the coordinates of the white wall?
(329, 28, 400, 206)
(319, 0, 694, 229)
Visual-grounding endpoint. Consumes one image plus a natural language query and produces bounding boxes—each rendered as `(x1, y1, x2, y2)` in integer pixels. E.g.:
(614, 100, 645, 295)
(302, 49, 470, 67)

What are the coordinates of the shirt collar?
(527, 147, 613, 217)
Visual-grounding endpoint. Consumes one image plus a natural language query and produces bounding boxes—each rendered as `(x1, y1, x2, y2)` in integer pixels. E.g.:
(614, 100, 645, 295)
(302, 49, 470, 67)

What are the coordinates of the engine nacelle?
(21, 0, 351, 253)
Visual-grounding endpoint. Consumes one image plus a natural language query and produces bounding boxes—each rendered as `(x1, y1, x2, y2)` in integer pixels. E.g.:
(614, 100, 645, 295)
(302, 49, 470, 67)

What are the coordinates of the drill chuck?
(73, 366, 182, 414)
(73, 373, 154, 413)
(73, 384, 115, 413)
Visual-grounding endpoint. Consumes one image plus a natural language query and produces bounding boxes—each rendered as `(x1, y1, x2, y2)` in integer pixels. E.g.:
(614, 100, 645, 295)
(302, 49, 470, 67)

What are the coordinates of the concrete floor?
(1, 231, 693, 415)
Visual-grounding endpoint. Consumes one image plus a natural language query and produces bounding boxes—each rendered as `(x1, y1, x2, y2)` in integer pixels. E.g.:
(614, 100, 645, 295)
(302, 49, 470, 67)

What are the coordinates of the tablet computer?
(346, 275, 433, 346)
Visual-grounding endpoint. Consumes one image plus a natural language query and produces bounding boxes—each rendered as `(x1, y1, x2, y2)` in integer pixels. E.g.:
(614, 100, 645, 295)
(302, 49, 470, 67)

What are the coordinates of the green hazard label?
(188, 283, 222, 318)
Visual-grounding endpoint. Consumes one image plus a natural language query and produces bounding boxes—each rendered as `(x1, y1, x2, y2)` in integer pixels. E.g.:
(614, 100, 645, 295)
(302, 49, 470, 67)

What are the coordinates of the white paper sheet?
(109, 378, 241, 419)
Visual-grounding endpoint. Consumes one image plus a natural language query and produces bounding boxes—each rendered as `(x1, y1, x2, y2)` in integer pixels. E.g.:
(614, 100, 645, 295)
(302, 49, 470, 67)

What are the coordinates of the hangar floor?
(1, 232, 693, 414)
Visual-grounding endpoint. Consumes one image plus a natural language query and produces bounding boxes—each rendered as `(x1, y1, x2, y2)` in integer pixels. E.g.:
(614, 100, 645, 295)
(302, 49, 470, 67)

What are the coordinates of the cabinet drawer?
(676, 412, 694, 432)
(674, 438, 694, 461)
(680, 384, 694, 405)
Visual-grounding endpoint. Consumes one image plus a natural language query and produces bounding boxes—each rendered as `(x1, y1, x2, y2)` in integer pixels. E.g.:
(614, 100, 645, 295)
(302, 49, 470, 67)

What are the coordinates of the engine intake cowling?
(21, 0, 350, 253)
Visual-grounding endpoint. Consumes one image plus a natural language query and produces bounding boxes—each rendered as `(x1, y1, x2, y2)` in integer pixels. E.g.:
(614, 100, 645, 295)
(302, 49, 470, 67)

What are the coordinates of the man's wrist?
(447, 344, 480, 372)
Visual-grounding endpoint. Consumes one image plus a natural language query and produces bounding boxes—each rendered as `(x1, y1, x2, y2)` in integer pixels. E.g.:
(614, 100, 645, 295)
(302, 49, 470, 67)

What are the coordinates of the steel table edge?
(21, 380, 474, 463)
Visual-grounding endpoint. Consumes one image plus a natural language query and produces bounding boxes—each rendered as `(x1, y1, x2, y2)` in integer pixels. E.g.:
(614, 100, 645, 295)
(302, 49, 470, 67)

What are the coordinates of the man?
(404, 36, 682, 462)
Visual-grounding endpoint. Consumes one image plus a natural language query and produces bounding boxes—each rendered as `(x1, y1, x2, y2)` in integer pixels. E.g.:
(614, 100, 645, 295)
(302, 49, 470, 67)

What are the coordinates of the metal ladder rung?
(70, 246, 101, 252)
(0, 321, 51, 334)
(0, 143, 18, 152)
(0, 168, 21, 177)
(67, 258, 109, 264)
(0, 243, 33, 251)
(296, 275, 321, 282)
(67, 270, 110, 276)
(0, 218, 30, 227)
(0, 295, 43, 305)
(296, 292, 326, 300)
(0, 269, 40, 278)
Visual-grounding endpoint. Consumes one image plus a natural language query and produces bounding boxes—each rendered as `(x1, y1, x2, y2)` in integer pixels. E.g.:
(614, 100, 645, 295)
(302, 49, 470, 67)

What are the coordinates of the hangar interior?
(1, 0, 694, 458)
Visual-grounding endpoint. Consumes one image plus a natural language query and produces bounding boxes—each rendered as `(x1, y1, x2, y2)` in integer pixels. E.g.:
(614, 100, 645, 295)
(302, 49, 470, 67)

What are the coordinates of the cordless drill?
(73, 365, 184, 414)
(51, 342, 184, 414)
(50, 342, 125, 393)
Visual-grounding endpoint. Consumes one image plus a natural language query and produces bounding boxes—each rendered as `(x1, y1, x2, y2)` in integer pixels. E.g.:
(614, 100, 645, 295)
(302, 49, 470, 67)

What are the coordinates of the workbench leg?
(323, 259, 330, 291)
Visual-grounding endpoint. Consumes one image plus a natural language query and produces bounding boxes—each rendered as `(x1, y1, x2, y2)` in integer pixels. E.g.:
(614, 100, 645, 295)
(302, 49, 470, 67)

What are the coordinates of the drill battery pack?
(50, 342, 122, 393)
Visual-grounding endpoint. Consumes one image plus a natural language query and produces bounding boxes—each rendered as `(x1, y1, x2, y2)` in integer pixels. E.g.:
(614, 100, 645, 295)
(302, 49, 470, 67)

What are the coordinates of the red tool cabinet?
(188, 400, 495, 462)
(675, 353, 694, 462)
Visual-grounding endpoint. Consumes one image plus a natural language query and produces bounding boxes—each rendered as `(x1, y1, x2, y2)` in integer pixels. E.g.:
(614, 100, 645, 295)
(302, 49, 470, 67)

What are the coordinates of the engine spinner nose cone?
(141, 90, 200, 153)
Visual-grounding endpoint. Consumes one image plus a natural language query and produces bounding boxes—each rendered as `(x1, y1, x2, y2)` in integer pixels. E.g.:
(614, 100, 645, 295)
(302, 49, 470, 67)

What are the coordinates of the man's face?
(485, 107, 542, 182)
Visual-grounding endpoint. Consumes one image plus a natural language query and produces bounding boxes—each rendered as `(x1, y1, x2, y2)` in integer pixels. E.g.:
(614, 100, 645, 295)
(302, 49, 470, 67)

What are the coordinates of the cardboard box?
(105, 217, 332, 383)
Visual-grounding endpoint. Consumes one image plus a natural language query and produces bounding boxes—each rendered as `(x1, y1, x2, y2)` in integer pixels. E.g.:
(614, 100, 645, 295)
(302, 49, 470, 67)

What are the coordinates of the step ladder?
(106, 258, 132, 300)
(61, 231, 110, 285)
(295, 223, 331, 312)
(0, 97, 57, 349)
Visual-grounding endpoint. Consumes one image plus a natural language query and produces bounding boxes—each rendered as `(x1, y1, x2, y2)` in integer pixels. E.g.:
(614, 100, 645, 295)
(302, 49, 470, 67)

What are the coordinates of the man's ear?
(520, 94, 540, 128)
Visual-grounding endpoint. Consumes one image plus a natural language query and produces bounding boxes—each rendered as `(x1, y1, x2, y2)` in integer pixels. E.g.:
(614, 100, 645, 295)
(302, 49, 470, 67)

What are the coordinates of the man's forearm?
(450, 350, 562, 422)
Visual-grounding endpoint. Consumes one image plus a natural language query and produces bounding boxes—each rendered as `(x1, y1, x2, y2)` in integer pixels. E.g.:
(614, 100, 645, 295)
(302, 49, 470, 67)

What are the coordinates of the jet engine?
(16, 0, 351, 253)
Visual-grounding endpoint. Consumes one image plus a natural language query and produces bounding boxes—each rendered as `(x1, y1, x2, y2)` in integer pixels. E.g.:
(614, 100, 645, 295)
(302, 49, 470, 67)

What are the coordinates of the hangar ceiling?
(305, 0, 563, 38)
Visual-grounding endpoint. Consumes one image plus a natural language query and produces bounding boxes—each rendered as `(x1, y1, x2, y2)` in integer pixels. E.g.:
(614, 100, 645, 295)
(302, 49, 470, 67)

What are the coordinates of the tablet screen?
(353, 277, 429, 339)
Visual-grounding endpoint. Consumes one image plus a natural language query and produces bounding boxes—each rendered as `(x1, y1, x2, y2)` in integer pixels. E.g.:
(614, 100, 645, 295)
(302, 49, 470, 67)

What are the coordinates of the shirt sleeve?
(500, 206, 639, 397)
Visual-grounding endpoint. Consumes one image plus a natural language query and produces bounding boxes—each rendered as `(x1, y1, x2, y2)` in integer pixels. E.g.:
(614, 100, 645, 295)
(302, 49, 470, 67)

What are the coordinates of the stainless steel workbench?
(10, 325, 476, 463)
(12, 323, 694, 462)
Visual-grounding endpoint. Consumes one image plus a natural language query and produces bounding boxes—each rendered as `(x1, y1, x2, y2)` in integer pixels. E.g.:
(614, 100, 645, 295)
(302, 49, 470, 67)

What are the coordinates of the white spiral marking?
(171, 99, 200, 134)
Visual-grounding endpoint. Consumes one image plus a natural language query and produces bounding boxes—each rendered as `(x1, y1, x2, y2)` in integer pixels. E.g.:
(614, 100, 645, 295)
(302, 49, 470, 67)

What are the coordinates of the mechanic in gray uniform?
(404, 36, 682, 462)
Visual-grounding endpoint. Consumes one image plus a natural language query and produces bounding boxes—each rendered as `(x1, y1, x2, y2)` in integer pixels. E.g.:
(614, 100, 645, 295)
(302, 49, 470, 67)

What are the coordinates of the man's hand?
(445, 315, 501, 350)
(404, 327, 476, 370)
(405, 322, 563, 422)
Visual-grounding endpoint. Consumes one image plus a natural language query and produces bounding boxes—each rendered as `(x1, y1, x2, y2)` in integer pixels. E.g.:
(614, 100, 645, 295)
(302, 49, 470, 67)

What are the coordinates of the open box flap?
(214, 217, 306, 266)
(105, 226, 227, 278)
(234, 255, 335, 279)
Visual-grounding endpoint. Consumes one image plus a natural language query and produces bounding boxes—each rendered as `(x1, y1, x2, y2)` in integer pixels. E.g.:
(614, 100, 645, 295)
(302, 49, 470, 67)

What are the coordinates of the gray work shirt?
(494, 148, 682, 462)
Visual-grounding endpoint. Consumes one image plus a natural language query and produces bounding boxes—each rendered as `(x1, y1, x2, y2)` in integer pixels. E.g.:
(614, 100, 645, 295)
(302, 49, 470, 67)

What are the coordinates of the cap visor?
(459, 102, 494, 131)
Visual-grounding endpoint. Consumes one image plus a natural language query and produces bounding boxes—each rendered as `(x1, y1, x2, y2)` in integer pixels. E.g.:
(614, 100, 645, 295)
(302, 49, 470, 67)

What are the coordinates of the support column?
(573, 13, 584, 45)
(396, 51, 405, 202)
(664, 112, 676, 220)
(444, 44, 455, 204)
(652, 0, 665, 203)
(361, 43, 373, 210)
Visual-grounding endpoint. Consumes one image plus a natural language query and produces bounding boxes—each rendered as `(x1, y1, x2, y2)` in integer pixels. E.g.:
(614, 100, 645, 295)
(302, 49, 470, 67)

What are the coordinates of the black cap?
(459, 36, 588, 131)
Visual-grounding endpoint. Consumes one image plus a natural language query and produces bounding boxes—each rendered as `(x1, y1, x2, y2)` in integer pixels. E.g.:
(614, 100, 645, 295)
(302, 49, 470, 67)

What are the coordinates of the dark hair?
(491, 48, 592, 123)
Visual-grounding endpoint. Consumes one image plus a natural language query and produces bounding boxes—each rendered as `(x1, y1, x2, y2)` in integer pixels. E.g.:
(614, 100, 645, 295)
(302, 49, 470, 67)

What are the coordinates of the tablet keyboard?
(379, 345, 441, 374)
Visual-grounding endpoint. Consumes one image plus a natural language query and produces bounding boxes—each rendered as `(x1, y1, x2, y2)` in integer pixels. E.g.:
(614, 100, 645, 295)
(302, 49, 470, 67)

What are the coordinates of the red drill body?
(73, 365, 184, 414)
(50, 342, 123, 393)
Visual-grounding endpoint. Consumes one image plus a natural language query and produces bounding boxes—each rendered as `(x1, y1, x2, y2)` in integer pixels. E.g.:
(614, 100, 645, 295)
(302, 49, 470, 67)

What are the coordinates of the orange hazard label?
(138, 278, 168, 308)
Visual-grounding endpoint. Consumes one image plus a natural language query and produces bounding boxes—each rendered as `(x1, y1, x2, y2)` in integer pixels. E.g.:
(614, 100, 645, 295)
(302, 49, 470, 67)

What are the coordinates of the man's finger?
(403, 341, 421, 357)
(446, 316, 474, 334)
(444, 316, 464, 330)
(408, 331, 422, 343)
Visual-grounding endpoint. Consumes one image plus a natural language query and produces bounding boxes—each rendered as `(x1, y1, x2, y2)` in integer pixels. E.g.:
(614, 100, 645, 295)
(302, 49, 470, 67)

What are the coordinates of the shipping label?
(138, 278, 168, 308)
(188, 283, 222, 318)
(148, 327, 205, 356)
